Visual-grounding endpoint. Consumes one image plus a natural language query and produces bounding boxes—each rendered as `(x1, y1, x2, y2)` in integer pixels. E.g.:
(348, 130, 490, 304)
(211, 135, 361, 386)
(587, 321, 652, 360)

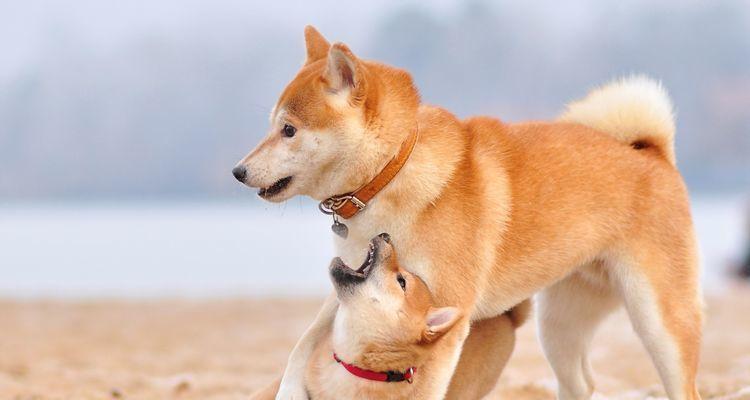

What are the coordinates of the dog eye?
(397, 274, 406, 291)
(282, 124, 297, 138)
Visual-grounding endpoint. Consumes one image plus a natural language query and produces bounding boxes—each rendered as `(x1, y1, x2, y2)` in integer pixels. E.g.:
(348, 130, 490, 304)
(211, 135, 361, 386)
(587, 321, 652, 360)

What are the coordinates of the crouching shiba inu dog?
(250, 233, 526, 400)
(234, 26, 702, 400)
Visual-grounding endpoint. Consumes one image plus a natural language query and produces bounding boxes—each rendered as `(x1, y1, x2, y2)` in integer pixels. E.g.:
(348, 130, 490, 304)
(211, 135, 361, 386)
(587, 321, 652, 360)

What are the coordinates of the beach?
(3, 286, 750, 400)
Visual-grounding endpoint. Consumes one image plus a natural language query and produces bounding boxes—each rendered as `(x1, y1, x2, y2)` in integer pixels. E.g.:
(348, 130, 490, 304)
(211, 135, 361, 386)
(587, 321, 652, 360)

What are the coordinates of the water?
(0, 196, 745, 298)
(0, 202, 333, 298)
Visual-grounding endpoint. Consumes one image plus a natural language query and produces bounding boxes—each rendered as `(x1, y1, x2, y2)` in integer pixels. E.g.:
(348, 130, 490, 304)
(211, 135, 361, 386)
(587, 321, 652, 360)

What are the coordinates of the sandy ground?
(3, 287, 750, 400)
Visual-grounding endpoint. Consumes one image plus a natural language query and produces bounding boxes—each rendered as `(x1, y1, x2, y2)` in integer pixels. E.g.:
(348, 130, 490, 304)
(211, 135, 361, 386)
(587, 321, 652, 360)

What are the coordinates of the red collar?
(333, 353, 415, 384)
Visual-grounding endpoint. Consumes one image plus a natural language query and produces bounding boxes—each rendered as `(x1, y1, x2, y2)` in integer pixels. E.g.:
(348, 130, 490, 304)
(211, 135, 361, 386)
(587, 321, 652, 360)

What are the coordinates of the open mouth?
(356, 240, 378, 276)
(257, 176, 293, 198)
(330, 240, 379, 286)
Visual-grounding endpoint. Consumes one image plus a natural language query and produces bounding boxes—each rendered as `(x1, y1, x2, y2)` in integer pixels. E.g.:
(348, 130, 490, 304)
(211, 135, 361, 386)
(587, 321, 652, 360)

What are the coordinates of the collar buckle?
(349, 196, 366, 211)
(385, 370, 401, 382)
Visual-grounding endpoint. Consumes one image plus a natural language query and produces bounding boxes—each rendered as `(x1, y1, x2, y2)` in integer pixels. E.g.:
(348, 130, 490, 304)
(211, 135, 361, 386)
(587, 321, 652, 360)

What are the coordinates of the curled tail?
(559, 75, 677, 166)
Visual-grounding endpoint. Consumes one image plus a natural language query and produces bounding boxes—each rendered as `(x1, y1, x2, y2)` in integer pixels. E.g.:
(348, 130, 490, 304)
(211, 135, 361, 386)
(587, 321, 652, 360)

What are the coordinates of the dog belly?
(475, 236, 614, 320)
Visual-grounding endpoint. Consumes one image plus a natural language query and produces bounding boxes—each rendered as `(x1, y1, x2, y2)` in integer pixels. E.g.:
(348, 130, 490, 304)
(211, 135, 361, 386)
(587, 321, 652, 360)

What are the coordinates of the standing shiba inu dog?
(250, 233, 526, 400)
(234, 26, 702, 400)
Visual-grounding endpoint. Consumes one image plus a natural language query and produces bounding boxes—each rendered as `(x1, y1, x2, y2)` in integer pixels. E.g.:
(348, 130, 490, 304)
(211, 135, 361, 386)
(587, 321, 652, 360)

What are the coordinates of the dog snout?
(232, 165, 247, 183)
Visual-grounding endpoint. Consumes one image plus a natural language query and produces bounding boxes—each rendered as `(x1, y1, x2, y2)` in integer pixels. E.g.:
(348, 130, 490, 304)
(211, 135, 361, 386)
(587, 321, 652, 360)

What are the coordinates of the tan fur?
(303, 26, 330, 66)
(249, 239, 515, 400)
(443, 314, 518, 399)
(236, 26, 701, 400)
(306, 238, 466, 399)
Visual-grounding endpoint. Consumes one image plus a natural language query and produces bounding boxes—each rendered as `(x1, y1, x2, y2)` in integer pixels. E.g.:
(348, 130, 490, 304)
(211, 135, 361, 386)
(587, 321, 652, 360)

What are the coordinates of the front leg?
(276, 293, 338, 400)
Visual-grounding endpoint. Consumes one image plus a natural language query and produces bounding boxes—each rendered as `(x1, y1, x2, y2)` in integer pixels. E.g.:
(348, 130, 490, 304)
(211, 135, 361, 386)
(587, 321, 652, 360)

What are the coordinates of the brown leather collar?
(319, 127, 419, 220)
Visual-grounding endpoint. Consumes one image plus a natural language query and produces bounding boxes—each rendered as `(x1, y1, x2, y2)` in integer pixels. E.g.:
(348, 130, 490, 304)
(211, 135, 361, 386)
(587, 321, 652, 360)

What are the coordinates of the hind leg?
(611, 250, 702, 400)
(444, 313, 516, 400)
(445, 300, 530, 400)
(538, 266, 619, 400)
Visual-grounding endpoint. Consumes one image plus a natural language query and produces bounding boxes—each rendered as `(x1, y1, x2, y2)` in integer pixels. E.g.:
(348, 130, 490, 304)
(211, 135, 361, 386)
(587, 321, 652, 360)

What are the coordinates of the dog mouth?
(330, 240, 379, 286)
(258, 176, 293, 198)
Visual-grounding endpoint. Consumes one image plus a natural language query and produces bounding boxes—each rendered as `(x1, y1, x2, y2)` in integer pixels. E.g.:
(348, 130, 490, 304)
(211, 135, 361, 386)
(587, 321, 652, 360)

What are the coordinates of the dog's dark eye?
(282, 124, 297, 138)
(397, 274, 406, 291)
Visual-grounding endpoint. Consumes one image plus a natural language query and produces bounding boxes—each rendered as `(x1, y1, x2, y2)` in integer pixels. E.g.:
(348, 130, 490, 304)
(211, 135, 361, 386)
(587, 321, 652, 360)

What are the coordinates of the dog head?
(328, 233, 462, 372)
(232, 26, 419, 202)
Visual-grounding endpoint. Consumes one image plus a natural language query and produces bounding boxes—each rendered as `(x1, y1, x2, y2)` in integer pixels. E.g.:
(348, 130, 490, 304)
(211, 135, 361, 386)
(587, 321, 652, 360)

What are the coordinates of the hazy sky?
(3, 0, 732, 81)
(0, 0, 444, 78)
(0, 0, 627, 80)
(1, 0, 747, 198)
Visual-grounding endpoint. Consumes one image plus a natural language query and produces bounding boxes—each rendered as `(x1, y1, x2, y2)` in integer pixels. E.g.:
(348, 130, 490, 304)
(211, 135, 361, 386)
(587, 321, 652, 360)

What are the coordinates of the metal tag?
(331, 214, 348, 239)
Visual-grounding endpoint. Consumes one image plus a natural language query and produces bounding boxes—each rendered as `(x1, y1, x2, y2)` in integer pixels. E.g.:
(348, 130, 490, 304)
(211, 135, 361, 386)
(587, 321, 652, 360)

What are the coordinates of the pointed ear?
(304, 25, 330, 65)
(422, 307, 461, 343)
(323, 43, 364, 97)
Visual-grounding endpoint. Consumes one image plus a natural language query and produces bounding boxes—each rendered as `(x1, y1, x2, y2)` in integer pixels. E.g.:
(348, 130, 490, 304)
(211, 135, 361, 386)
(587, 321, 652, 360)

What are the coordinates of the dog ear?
(304, 25, 330, 65)
(422, 307, 461, 343)
(323, 43, 366, 102)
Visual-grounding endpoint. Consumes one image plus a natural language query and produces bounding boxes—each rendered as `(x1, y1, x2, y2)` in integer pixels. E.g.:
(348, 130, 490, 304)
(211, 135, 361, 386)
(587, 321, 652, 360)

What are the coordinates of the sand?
(2, 286, 750, 400)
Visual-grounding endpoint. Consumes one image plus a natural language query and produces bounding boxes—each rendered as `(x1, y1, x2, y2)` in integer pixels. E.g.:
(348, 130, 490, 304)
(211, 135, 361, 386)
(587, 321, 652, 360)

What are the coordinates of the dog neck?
(362, 62, 421, 147)
(332, 330, 424, 378)
(308, 316, 450, 400)
(308, 332, 428, 400)
(321, 126, 419, 220)
(332, 106, 468, 250)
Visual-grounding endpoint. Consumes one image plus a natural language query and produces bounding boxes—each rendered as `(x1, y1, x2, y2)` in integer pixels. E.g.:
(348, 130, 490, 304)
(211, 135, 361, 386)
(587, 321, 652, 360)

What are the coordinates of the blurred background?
(1, 0, 748, 298)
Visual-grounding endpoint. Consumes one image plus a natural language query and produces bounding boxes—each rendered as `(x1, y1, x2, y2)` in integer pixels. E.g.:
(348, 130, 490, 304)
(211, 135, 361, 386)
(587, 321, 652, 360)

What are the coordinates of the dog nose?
(378, 232, 391, 243)
(232, 165, 247, 182)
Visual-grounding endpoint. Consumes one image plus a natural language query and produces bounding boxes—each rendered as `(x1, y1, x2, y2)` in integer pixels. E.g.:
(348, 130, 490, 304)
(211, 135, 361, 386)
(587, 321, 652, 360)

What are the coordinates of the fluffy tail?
(559, 75, 677, 166)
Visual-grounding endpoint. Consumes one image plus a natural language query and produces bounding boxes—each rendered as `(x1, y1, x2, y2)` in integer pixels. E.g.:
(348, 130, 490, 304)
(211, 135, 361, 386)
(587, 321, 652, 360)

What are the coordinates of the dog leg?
(249, 377, 281, 400)
(276, 293, 338, 400)
(444, 305, 524, 400)
(538, 269, 619, 400)
(612, 252, 702, 400)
